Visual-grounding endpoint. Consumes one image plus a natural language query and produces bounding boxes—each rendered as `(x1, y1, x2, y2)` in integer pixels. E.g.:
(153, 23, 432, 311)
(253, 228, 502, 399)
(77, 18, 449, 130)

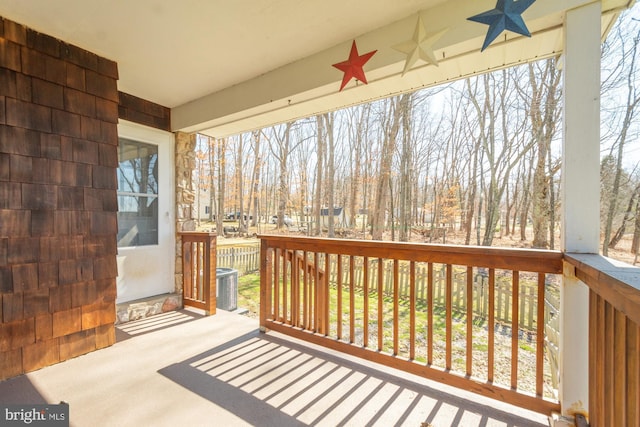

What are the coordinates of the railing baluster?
(313, 252, 320, 333)
(410, 261, 416, 361)
(302, 251, 308, 328)
(488, 268, 495, 383)
(511, 271, 519, 389)
(536, 273, 545, 396)
(324, 253, 330, 335)
(297, 251, 302, 326)
(393, 259, 399, 356)
(363, 256, 369, 348)
(284, 249, 290, 324)
(605, 301, 615, 421)
(196, 241, 202, 300)
(466, 266, 473, 377)
(427, 262, 434, 365)
(589, 291, 600, 426)
(296, 251, 302, 329)
(337, 254, 343, 340)
(446, 264, 452, 370)
(377, 259, 383, 352)
(293, 251, 299, 326)
(628, 318, 640, 425)
(349, 255, 355, 344)
(274, 248, 280, 322)
(614, 309, 627, 426)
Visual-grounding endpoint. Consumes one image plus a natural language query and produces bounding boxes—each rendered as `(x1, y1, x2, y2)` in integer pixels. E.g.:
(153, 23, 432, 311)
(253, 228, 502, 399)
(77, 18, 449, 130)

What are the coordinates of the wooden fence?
(328, 257, 558, 331)
(216, 243, 260, 275)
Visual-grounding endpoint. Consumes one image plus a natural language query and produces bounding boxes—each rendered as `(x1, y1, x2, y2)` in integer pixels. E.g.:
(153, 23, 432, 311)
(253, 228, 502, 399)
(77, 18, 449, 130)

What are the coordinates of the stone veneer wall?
(174, 132, 197, 294)
(0, 17, 119, 380)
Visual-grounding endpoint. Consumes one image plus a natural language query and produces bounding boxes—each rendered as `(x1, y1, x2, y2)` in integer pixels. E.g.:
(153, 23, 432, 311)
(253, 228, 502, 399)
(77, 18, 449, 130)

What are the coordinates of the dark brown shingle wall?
(119, 91, 170, 131)
(0, 17, 119, 380)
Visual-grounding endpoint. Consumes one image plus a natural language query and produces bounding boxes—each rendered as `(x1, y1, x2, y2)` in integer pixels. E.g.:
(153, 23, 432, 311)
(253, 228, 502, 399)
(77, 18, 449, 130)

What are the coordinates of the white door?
(116, 120, 175, 303)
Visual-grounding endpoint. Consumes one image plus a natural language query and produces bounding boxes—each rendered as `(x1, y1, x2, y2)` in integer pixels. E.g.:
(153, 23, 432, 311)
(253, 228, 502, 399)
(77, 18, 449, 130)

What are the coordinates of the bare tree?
(521, 58, 562, 248)
(314, 115, 325, 235)
(267, 122, 303, 230)
(347, 105, 370, 231)
(398, 93, 414, 241)
(248, 130, 262, 228)
(324, 112, 337, 237)
(602, 22, 640, 254)
(371, 95, 406, 240)
(215, 137, 227, 235)
(207, 136, 216, 222)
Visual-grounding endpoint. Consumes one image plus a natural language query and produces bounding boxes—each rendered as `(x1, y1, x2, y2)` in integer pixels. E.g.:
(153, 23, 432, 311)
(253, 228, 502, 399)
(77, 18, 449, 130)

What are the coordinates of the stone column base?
(116, 293, 182, 324)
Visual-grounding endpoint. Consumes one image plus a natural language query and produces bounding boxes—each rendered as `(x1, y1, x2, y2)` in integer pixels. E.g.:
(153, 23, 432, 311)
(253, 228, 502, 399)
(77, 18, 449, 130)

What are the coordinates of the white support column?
(560, 1, 601, 419)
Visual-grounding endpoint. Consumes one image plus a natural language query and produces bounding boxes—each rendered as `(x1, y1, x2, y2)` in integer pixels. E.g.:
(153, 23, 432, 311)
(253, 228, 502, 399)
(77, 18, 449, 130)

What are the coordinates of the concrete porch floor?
(0, 309, 550, 427)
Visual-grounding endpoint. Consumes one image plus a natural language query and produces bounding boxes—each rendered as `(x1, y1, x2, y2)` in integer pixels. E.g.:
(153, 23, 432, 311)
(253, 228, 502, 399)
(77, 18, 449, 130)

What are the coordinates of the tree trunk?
(249, 130, 261, 227)
(397, 94, 413, 242)
(527, 60, 561, 249)
(603, 31, 640, 255)
(464, 137, 480, 245)
(314, 115, 324, 235)
(216, 138, 227, 235)
(371, 97, 402, 240)
(324, 112, 336, 238)
(207, 136, 216, 222)
(609, 183, 640, 248)
(236, 134, 245, 232)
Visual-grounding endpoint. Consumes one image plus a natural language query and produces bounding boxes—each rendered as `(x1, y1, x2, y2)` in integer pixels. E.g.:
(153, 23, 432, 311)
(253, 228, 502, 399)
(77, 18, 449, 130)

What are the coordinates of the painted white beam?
(172, 0, 615, 137)
(559, 0, 601, 420)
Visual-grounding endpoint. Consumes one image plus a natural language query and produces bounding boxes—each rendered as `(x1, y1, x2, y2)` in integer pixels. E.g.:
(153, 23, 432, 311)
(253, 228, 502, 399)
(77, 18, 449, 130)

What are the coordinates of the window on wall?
(117, 138, 159, 247)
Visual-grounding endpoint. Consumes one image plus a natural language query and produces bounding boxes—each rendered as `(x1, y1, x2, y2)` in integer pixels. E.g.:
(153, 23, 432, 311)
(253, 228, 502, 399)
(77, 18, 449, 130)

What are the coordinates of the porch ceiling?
(0, 0, 633, 137)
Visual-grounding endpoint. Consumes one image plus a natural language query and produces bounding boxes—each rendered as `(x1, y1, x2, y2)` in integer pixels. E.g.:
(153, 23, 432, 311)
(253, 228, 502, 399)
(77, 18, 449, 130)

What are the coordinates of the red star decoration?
(332, 40, 377, 91)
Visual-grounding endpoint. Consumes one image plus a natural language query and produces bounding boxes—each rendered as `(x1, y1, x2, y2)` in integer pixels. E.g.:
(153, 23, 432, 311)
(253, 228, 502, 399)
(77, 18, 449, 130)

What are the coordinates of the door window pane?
(117, 138, 159, 247)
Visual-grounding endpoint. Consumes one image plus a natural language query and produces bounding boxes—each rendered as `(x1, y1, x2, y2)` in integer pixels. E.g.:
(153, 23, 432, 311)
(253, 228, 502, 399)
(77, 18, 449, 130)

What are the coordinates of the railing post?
(182, 240, 193, 301)
(203, 233, 217, 315)
(259, 240, 269, 331)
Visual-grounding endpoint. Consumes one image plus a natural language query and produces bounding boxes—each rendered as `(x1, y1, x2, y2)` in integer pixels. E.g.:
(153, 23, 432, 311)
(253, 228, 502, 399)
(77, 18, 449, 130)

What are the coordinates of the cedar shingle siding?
(118, 91, 170, 131)
(0, 17, 119, 380)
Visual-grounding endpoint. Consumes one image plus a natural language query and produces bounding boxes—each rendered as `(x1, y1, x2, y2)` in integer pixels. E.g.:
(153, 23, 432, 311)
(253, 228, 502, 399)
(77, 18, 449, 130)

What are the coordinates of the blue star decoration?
(467, 0, 536, 51)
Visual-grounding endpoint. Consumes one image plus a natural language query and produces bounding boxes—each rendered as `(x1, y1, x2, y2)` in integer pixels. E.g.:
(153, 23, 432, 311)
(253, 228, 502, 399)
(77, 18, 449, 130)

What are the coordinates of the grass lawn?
(236, 271, 545, 395)
(238, 273, 261, 317)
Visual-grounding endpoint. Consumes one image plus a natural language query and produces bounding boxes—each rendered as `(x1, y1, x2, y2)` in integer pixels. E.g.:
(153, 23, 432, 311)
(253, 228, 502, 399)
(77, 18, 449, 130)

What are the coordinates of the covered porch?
(0, 0, 638, 425)
(0, 308, 549, 426)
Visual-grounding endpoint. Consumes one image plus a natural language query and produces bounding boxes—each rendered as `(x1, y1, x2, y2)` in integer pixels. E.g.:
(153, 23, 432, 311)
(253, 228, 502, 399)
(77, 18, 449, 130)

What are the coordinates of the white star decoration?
(393, 16, 448, 76)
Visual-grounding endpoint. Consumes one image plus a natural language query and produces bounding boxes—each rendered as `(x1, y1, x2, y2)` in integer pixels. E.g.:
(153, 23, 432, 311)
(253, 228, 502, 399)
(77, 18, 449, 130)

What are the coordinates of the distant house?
(320, 207, 349, 228)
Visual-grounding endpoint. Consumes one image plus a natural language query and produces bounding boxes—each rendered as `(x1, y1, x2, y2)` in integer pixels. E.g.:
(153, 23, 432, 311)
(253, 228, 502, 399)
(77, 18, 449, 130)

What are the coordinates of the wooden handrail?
(258, 235, 563, 273)
(564, 253, 640, 326)
(179, 232, 217, 315)
(259, 235, 562, 415)
(564, 253, 640, 426)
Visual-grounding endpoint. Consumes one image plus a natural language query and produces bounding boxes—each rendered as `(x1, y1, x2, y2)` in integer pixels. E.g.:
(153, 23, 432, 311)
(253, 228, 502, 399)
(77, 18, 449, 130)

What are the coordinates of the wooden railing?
(328, 259, 549, 330)
(180, 232, 217, 314)
(259, 235, 562, 415)
(565, 254, 640, 426)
